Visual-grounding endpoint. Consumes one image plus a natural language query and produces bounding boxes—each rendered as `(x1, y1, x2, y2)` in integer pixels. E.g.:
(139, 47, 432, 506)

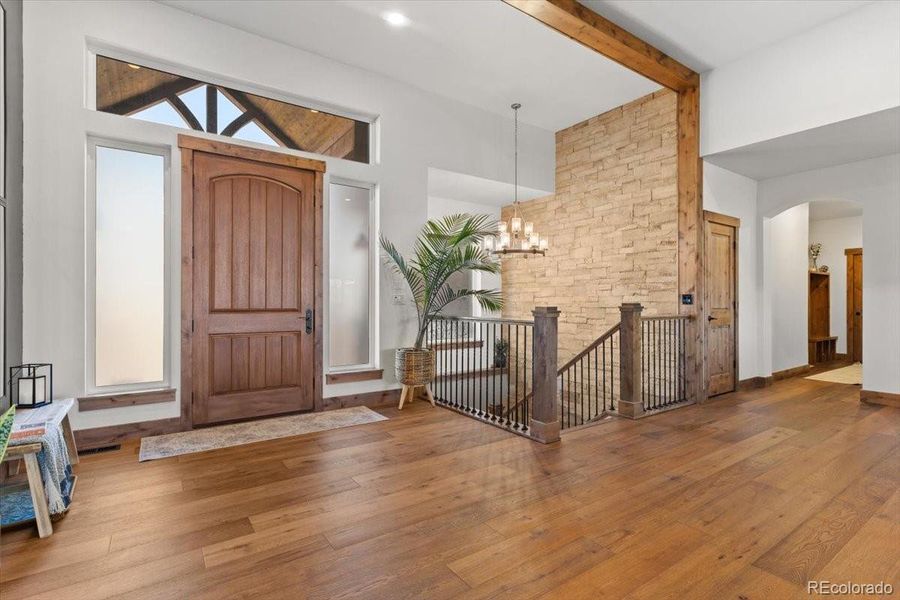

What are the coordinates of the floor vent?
(78, 444, 121, 455)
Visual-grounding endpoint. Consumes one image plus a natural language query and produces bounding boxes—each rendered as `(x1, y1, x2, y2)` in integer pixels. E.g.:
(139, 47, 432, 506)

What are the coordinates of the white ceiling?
(428, 167, 551, 208)
(159, 0, 660, 132)
(704, 107, 900, 180)
(809, 199, 863, 221)
(581, 0, 872, 72)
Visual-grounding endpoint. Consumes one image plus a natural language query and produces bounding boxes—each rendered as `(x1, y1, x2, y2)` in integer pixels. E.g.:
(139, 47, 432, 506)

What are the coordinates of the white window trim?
(326, 177, 380, 374)
(85, 137, 172, 395)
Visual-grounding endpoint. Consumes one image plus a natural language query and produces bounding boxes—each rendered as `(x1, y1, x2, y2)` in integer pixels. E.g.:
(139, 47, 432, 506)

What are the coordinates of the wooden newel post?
(530, 306, 561, 443)
(618, 303, 644, 418)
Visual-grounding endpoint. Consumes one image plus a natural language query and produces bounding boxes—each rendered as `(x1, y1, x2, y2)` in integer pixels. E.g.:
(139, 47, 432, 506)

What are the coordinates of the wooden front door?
(191, 150, 318, 425)
(846, 248, 863, 363)
(704, 212, 739, 396)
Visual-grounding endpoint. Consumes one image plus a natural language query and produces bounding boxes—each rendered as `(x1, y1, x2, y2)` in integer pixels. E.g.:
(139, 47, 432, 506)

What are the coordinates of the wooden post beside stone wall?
(618, 303, 644, 419)
(530, 306, 561, 443)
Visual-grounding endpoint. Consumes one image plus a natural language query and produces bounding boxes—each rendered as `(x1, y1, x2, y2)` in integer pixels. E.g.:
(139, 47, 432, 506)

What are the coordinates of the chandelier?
(485, 103, 547, 256)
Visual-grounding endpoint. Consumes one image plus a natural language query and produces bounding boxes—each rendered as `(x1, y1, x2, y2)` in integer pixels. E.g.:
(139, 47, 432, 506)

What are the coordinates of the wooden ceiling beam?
(99, 78, 200, 115)
(502, 0, 707, 404)
(503, 0, 698, 91)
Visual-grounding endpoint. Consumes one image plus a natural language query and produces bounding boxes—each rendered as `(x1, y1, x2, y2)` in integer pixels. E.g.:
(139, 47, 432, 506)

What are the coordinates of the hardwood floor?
(1, 376, 897, 599)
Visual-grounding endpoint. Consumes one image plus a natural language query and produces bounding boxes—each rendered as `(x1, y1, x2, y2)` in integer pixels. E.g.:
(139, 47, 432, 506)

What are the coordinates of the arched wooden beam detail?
(167, 94, 204, 131)
(220, 111, 255, 137)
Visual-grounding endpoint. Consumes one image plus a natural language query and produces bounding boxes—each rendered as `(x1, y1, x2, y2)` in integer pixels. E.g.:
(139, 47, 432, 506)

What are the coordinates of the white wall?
(759, 154, 900, 393)
(427, 195, 502, 317)
(22, 0, 555, 429)
(702, 162, 761, 379)
(808, 215, 863, 354)
(701, 1, 900, 156)
(767, 204, 810, 372)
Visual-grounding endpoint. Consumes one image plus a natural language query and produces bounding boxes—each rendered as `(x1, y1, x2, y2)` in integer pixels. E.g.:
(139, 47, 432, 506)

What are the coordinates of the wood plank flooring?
(1, 376, 897, 599)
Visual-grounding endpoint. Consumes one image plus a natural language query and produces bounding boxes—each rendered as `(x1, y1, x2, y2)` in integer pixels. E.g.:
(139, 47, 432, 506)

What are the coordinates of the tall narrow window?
(329, 182, 375, 370)
(89, 141, 168, 390)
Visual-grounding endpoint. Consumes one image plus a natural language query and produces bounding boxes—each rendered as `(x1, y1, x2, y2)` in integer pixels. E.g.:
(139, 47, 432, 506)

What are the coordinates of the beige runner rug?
(139, 406, 387, 461)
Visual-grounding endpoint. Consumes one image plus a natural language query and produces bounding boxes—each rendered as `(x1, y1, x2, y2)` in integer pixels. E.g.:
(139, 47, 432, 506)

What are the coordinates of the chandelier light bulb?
(499, 232, 510, 249)
(524, 222, 534, 236)
(497, 221, 508, 234)
(511, 217, 522, 234)
(483, 236, 495, 251)
(539, 237, 549, 251)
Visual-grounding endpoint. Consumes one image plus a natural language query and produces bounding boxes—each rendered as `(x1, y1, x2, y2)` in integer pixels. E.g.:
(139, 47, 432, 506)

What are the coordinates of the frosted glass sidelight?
(95, 146, 165, 386)
(329, 183, 371, 368)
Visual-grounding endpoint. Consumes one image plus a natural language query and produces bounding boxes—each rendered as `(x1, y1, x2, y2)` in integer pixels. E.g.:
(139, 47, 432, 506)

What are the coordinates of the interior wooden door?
(846, 248, 863, 363)
(704, 216, 738, 396)
(192, 151, 316, 425)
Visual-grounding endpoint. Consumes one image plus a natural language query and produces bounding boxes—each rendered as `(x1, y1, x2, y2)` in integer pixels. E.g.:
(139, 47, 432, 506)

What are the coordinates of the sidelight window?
(87, 139, 169, 391)
(328, 181, 377, 371)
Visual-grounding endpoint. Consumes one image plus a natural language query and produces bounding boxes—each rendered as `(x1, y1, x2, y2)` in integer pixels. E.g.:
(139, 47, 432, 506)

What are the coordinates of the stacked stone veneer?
(501, 89, 678, 364)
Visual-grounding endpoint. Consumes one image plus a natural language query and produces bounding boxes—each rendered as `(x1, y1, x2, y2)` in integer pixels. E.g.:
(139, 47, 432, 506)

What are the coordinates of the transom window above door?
(95, 55, 371, 164)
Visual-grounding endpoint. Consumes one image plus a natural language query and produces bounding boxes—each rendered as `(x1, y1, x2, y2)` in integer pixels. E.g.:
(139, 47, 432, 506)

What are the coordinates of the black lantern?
(9, 364, 53, 408)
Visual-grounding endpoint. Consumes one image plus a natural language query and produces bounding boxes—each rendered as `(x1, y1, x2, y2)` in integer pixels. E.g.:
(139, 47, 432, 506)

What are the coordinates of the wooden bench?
(808, 336, 837, 364)
(1, 400, 79, 538)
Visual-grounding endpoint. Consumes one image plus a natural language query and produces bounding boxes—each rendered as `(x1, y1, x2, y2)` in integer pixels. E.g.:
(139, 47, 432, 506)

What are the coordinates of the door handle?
(305, 309, 313, 334)
(707, 315, 717, 322)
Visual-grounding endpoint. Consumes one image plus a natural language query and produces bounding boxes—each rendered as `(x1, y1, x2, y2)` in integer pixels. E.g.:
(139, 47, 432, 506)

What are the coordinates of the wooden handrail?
(558, 323, 620, 374)
(502, 322, 621, 419)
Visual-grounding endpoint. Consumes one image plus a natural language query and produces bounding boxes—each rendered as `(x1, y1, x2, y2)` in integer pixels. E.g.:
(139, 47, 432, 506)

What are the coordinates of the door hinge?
(191, 319, 195, 333)
(192, 245, 195, 259)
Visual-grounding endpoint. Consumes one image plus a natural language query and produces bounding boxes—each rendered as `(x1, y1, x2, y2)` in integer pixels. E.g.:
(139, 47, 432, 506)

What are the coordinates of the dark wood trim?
(502, 0, 697, 91)
(177, 134, 326, 172)
(679, 85, 704, 404)
(703, 210, 741, 228)
(738, 376, 772, 390)
(860, 389, 900, 408)
(771, 364, 812, 381)
(73, 417, 185, 451)
(432, 340, 484, 350)
(435, 367, 508, 381)
(180, 147, 194, 429)
(321, 389, 401, 411)
(178, 137, 325, 429)
(313, 171, 325, 411)
(78, 388, 176, 412)
(326, 369, 384, 385)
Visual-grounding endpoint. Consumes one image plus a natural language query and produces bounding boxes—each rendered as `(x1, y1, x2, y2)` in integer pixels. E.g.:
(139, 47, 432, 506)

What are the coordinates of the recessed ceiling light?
(382, 11, 410, 27)
(309, 109, 320, 114)
(344, 198, 353, 202)
(127, 63, 141, 70)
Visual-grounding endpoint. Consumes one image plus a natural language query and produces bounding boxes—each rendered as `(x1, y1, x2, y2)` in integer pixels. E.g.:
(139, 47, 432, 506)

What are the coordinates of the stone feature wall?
(501, 90, 678, 363)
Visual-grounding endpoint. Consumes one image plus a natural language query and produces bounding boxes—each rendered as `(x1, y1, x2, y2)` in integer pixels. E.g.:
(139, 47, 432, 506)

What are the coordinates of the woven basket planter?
(395, 348, 435, 386)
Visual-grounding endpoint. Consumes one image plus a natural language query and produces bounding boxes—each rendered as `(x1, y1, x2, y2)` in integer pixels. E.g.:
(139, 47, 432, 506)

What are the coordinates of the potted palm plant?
(381, 214, 503, 407)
